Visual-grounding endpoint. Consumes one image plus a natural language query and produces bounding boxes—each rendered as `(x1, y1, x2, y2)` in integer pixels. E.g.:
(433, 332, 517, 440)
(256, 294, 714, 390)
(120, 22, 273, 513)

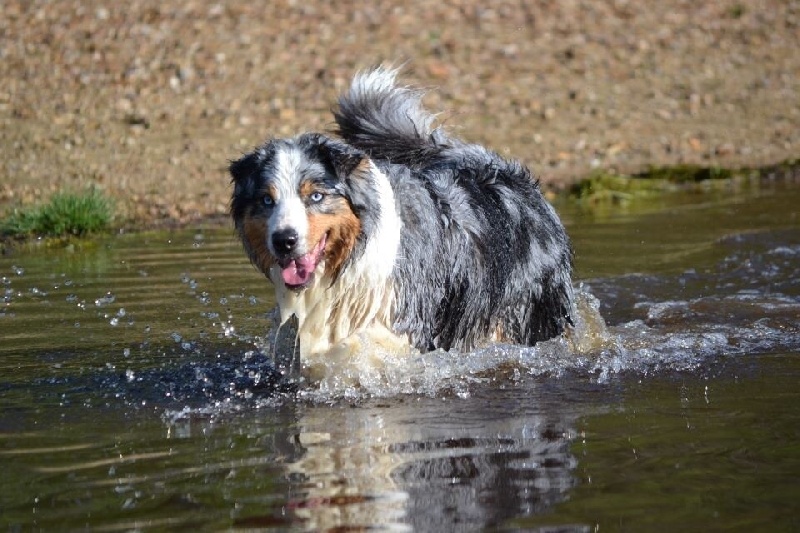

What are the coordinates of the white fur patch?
(345, 159, 402, 282)
(268, 148, 309, 256)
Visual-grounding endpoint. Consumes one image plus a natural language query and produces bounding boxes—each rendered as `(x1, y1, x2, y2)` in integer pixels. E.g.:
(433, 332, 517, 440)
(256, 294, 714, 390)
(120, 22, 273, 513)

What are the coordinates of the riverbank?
(1, 1, 798, 228)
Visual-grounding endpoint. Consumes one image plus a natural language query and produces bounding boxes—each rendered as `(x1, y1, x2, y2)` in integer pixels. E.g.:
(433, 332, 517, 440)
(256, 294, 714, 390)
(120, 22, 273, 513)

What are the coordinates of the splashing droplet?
(94, 292, 115, 307)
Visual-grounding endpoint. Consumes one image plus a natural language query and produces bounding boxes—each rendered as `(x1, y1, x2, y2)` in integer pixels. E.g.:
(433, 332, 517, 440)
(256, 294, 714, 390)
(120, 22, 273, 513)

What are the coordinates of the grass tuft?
(1, 190, 114, 239)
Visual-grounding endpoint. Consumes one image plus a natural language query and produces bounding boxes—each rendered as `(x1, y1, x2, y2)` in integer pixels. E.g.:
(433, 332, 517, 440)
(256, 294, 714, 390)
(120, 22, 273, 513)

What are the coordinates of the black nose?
(272, 228, 299, 254)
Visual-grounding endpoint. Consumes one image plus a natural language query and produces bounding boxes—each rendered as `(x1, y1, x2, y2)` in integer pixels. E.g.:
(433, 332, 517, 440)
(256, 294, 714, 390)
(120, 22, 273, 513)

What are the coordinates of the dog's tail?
(334, 66, 448, 165)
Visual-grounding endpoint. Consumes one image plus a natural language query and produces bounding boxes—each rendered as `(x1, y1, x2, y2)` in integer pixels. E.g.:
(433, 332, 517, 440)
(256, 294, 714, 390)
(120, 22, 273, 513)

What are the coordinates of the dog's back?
(335, 68, 575, 351)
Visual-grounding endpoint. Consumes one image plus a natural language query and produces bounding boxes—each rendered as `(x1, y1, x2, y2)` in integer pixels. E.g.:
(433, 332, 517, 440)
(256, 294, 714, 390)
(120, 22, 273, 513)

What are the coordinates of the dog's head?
(230, 134, 379, 290)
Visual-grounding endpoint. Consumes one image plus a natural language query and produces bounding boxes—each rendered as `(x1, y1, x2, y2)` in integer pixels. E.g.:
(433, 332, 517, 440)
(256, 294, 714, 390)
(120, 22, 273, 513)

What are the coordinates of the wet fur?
(230, 67, 574, 366)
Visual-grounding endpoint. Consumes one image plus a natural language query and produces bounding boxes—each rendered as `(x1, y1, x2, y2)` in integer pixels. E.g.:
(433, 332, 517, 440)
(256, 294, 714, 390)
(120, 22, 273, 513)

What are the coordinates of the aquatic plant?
(567, 164, 752, 206)
(568, 170, 669, 205)
(1, 190, 114, 239)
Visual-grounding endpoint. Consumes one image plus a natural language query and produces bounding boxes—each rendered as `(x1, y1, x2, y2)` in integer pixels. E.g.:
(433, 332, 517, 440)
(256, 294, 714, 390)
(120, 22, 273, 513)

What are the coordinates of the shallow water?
(1, 181, 799, 531)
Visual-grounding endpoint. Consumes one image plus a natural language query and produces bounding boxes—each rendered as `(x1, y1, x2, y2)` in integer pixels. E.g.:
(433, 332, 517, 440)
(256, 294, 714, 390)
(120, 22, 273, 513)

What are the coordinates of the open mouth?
(278, 233, 327, 290)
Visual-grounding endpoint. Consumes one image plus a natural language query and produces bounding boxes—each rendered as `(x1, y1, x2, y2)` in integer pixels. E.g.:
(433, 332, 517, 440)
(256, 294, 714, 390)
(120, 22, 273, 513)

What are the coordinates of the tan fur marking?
(299, 180, 317, 199)
(263, 184, 278, 202)
(491, 322, 507, 343)
(305, 197, 361, 280)
(242, 215, 275, 276)
(350, 159, 373, 181)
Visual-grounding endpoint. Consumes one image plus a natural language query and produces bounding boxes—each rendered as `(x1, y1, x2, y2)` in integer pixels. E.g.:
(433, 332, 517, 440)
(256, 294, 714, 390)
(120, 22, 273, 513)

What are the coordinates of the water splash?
(94, 291, 115, 307)
(4, 223, 798, 415)
(284, 277, 800, 401)
(287, 287, 614, 402)
(154, 260, 800, 410)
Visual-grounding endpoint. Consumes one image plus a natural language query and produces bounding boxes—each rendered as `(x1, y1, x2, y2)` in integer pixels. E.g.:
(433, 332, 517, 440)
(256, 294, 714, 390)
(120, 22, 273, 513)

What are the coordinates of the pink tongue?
(281, 255, 316, 286)
(280, 234, 326, 287)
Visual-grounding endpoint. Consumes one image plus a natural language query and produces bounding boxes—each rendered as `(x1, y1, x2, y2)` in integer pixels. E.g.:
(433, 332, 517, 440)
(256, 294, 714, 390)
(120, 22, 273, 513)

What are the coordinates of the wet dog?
(229, 67, 574, 373)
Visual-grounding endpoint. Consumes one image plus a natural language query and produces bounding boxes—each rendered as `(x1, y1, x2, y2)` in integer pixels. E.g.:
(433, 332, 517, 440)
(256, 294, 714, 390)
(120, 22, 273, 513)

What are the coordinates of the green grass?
(1, 190, 114, 239)
(728, 3, 746, 19)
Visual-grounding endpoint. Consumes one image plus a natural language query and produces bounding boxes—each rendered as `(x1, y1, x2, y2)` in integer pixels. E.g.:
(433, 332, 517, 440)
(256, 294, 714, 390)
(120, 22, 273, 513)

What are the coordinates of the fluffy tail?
(333, 67, 448, 165)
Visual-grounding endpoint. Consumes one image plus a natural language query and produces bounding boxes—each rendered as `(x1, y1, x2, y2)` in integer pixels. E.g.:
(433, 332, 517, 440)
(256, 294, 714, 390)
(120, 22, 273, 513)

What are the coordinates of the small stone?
(688, 137, 704, 152)
(715, 143, 736, 156)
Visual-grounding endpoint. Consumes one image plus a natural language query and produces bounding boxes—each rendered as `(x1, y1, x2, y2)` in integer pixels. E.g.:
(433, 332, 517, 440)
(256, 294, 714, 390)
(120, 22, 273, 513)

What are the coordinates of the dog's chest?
(271, 266, 401, 362)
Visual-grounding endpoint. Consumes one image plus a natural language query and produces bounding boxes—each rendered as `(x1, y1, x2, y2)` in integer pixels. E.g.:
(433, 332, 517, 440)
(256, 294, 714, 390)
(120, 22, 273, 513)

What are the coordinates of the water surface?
(1, 181, 799, 531)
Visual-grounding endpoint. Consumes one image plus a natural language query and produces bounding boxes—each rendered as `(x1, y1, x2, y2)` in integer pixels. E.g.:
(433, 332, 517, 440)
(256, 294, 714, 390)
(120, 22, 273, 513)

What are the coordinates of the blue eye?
(263, 195, 274, 207)
(309, 192, 324, 203)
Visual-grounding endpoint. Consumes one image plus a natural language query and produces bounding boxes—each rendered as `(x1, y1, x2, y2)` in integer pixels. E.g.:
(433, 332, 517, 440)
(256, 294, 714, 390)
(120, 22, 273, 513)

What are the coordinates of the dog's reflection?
(286, 398, 578, 531)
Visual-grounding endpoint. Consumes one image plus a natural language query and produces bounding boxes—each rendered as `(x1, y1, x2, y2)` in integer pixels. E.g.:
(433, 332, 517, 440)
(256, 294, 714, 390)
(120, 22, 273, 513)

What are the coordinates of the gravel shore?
(1, 0, 798, 227)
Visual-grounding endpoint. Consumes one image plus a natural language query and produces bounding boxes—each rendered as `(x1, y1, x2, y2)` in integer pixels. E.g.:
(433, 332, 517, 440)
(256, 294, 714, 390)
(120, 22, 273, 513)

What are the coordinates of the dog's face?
(230, 134, 368, 290)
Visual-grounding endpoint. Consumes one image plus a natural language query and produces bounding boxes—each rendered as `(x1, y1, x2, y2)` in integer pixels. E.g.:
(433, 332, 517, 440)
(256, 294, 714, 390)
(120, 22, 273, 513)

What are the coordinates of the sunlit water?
(1, 181, 799, 531)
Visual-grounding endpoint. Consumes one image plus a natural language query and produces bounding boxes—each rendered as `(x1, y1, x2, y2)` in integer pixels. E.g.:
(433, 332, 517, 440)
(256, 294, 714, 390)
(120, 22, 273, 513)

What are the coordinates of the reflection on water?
(1, 379, 590, 531)
(281, 391, 580, 531)
(1, 181, 799, 530)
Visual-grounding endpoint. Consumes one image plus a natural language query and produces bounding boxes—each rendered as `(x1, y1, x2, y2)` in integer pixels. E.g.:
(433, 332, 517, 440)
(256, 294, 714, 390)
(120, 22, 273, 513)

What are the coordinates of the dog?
(229, 67, 574, 375)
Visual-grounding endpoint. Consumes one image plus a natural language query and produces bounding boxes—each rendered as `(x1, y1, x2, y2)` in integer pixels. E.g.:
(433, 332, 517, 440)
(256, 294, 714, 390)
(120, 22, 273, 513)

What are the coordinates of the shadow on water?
(1, 180, 799, 530)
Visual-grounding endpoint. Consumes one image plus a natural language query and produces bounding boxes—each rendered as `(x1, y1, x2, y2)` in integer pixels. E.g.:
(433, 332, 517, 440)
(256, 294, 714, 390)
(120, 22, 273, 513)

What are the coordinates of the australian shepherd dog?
(230, 67, 574, 376)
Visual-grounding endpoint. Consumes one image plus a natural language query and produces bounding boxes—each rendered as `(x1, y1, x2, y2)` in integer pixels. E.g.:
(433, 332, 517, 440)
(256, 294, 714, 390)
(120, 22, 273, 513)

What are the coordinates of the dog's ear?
(230, 143, 276, 205)
(230, 142, 277, 182)
(229, 153, 260, 209)
(229, 152, 260, 184)
(230, 144, 274, 220)
(306, 134, 365, 179)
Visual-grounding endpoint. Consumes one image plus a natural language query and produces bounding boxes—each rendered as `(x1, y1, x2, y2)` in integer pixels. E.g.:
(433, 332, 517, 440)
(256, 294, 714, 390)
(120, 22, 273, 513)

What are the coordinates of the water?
(1, 181, 799, 531)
